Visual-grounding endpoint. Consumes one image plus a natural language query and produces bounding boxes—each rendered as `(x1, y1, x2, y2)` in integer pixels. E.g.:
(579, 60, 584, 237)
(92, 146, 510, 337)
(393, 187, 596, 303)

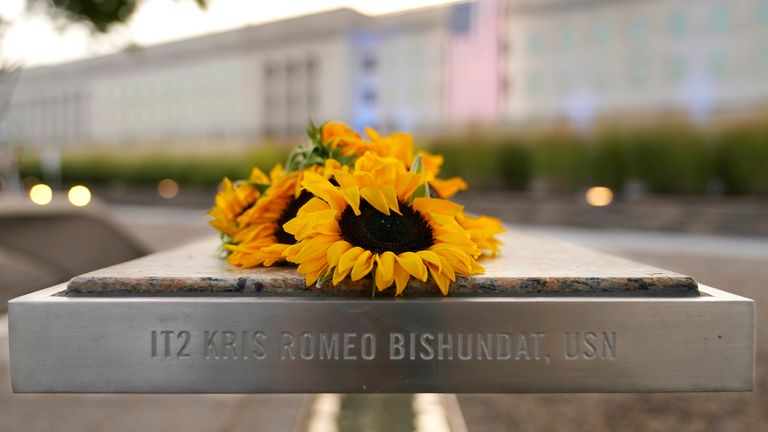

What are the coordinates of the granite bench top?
(66, 229, 698, 297)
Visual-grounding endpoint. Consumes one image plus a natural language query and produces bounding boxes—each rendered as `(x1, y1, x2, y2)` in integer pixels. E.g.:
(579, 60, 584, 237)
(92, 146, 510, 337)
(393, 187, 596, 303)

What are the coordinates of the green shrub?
(427, 136, 503, 189)
(53, 146, 289, 186)
(625, 129, 714, 194)
(590, 133, 629, 191)
(529, 133, 591, 193)
(497, 138, 533, 190)
(15, 127, 768, 195)
(715, 128, 768, 194)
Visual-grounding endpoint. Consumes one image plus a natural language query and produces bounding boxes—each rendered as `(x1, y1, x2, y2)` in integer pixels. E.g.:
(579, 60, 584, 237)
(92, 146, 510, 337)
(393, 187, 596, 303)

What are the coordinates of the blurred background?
(0, 0, 767, 431)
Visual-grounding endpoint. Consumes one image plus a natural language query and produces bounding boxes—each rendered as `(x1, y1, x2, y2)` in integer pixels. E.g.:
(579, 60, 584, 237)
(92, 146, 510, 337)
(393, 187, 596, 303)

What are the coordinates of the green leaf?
(316, 271, 333, 288)
(410, 154, 424, 173)
(306, 118, 320, 142)
(243, 180, 270, 194)
(409, 181, 431, 202)
(407, 155, 430, 202)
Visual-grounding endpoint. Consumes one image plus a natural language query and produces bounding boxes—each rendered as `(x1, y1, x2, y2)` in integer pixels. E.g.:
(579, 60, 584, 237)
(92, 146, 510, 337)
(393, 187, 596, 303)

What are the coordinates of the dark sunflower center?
(275, 191, 313, 244)
(339, 201, 434, 254)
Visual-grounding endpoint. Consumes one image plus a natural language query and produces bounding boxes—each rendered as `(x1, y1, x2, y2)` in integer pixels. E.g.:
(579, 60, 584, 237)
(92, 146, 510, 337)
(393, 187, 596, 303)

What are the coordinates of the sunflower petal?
(417, 250, 442, 272)
(374, 252, 396, 291)
(341, 187, 361, 215)
(360, 187, 390, 215)
(430, 177, 468, 199)
(333, 264, 351, 286)
(302, 172, 346, 212)
(249, 167, 269, 183)
(393, 262, 411, 295)
(411, 197, 464, 216)
(350, 250, 374, 281)
(380, 185, 400, 214)
(396, 252, 428, 281)
(429, 264, 451, 295)
(327, 241, 353, 268)
(297, 197, 331, 215)
(338, 247, 364, 274)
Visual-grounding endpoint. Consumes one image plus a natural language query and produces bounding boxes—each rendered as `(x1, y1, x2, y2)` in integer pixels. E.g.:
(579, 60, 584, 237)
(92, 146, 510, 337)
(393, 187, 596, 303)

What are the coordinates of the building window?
(362, 53, 377, 72)
(286, 61, 299, 79)
(449, 3, 474, 34)
(559, 27, 574, 49)
(307, 92, 318, 112)
(629, 63, 650, 86)
(306, 55, 319, 113)
(760, 1, 768, 24)
(670, 56, 688, 81)
(264, 63, 277, 82)
(710, 52, 727, 78)
(527, 33, 544, 54)
(527, 72, 541, 94)
(592, 22, 610, 46)
(669, 12, 687, 37)
(711, 5, 730, 31)
(759, 49, 768, 72)
(362, 89, 377, 105)
(500, 76, 510, 97)
(630, 18, 649, 41)
(306, 56, 318, 76)
(500, 39, 511, 55)
(590, 67, 609, 90)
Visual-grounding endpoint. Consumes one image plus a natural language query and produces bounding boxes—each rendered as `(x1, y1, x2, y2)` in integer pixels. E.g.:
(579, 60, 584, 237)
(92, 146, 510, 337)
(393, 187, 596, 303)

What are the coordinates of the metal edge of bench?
(8, 284, 755, 394)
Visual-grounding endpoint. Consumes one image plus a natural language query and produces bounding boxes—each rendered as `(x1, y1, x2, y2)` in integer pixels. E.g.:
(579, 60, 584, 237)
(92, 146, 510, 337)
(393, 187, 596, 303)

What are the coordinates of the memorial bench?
(9, 230, 754, 393)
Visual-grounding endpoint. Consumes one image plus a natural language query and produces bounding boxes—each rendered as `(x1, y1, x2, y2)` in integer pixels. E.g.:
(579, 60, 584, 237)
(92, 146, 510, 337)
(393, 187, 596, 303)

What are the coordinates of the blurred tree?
(26, 0, 208, 33)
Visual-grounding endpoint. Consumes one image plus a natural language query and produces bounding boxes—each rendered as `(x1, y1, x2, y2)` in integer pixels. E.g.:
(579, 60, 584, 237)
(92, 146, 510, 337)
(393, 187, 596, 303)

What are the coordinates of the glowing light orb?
(68, 185, 92, 207)
(157, 179, 179, 199)
(586, 186, 613, 207)
(29, 184, 53, 205)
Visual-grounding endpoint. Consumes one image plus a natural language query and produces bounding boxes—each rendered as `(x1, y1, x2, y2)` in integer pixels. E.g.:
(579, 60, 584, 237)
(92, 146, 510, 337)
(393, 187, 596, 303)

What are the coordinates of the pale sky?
(0, 0, 462, 67)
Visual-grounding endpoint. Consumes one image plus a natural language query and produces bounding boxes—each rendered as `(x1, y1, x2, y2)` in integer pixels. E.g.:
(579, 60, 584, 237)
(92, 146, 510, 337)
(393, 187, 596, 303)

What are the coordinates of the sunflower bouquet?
(208, 120, 503, 296)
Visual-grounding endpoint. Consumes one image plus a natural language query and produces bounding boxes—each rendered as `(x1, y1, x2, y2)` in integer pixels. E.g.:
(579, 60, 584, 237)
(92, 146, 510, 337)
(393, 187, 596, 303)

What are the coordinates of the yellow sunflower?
(208, 167, 271, 238)
(457, 213, 504, 257)
(282, 153, 484, 295)
(324, 123, 468, 199)
(225, 162, 338, 268)
(322, 121, 374, 156)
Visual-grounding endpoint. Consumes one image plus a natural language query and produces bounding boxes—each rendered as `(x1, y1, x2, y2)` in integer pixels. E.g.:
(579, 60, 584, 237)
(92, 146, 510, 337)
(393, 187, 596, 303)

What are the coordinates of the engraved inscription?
(389, 332, 548, 362)
(564, 331, 616, 360)
(203, 330, 266, 360)
(280, 332, 376, 360)
(150, 330, 191, 359)
(149, 329, 617, 363)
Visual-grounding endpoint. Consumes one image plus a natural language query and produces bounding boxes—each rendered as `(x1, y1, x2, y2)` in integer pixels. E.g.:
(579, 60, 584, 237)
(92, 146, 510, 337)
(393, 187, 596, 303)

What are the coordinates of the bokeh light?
(157, 178, 180, 199)
(67, 185, 92, 207)
(585, 186, 613, 207)
(29, 184, 53, 205)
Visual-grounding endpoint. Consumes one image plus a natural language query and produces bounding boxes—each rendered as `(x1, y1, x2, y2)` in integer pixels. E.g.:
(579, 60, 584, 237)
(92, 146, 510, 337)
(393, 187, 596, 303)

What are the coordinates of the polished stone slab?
(66, 230, 698, 296)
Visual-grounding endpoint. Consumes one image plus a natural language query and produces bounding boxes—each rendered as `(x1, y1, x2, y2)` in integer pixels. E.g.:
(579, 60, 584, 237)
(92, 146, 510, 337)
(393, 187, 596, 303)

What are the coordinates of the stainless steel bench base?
(9, 285, 754, 393)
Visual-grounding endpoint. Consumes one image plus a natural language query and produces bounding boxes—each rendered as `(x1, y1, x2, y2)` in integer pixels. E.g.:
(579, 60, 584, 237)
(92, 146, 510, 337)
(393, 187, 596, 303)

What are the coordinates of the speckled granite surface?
(66, 230, 698, 297)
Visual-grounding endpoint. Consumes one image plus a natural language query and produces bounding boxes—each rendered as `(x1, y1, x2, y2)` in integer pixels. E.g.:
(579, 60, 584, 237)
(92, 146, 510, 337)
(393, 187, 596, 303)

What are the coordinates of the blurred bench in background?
(0, 197, 148, 310)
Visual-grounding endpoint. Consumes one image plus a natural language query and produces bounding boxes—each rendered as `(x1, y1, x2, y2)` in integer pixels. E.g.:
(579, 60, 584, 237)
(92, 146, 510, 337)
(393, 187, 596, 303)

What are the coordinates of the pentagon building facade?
(3, 0, 767, 149)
